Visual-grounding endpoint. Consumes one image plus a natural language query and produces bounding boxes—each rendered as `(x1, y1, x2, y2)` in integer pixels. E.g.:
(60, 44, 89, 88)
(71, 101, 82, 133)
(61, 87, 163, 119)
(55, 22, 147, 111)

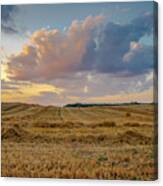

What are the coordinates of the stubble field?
(1, 102, 157, 180)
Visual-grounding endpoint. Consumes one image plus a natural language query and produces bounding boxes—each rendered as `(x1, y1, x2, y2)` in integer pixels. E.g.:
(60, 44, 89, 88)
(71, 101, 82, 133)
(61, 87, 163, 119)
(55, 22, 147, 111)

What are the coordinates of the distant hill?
(64, 102, 150, 108)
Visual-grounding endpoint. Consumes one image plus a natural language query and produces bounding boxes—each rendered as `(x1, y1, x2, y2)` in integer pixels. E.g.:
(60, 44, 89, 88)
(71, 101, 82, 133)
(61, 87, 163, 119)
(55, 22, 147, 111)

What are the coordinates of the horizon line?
(1, 101, 156, 108)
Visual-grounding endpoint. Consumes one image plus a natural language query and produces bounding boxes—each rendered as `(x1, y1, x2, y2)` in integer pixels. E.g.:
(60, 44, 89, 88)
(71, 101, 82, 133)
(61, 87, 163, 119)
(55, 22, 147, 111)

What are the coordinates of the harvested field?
(1, 102, 157, 180)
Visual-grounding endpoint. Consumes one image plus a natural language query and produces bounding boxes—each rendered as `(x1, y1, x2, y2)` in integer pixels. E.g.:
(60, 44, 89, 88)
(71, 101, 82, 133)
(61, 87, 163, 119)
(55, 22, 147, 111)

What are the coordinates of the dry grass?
(1, 103, 157, 180)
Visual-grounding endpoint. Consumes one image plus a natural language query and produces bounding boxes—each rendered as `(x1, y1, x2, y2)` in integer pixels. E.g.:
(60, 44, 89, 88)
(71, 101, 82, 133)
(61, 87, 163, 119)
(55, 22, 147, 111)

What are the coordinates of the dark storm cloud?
(82, 13, 154, 76)
(1, 5, 18, 22)
(1, 5, 19, 34)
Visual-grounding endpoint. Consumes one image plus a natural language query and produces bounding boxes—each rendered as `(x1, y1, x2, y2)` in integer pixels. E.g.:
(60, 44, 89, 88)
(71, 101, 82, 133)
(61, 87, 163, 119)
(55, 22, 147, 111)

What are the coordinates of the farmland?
(1, 102, 157, 180)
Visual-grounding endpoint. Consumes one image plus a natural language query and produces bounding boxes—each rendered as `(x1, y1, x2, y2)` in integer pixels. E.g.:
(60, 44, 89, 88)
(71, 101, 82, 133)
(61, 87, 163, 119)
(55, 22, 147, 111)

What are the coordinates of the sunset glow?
(1, 3, 155, 106)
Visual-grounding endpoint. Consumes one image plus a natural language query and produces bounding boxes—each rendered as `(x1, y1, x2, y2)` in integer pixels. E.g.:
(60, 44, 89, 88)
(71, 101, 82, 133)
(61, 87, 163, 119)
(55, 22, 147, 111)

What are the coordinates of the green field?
(1, 102, 157, 180)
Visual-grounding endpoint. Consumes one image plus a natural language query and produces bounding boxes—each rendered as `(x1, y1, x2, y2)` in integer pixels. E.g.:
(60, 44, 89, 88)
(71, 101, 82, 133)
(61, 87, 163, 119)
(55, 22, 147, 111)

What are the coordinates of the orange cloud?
(2, 82, 64, 103)
(6, 15, 104, 81)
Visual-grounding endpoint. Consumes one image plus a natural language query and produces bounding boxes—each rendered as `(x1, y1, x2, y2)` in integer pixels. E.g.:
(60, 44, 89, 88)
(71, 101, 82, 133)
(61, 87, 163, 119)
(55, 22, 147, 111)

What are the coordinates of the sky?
(1, 2, 156, 106)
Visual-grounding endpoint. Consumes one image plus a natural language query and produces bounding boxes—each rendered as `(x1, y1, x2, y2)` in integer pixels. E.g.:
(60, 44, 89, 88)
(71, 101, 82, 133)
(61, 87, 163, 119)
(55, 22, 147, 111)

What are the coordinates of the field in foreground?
(1, 102, 157, 180)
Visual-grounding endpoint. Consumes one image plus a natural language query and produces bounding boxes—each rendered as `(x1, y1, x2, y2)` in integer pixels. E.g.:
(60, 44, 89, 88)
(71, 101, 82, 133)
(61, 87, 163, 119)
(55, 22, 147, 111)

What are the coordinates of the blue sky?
(16, 2, 153, 30)
(1, 2, 156, 105)
(2, 2, 153, 48)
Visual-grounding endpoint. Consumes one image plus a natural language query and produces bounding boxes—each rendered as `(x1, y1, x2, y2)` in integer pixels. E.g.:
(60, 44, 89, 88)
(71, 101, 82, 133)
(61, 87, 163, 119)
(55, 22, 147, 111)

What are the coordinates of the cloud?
(1, 79, 30, 90)
(85, 87, 153, 103)
(82, 13, 154, 76)
(1, 24, 18, 34)
(83, 85, 89, 93)
(27, 91, 69, 106)
(6, 13, 153, 82)
(2, 79, 64, 103)
(1, 5, 19, 34)
(1, 5, 17, 22)
(146, 71, 153, 81)
(6, 15, 104, 81)
(2, 70, 153, 105)
(49, 71, 153, 101)
(1, 84, 19, 90)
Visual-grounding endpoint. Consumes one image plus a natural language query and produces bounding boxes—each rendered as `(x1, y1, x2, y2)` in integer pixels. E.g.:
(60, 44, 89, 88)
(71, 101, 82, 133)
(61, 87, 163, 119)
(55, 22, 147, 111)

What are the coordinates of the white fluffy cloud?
(6, 15, 104, 81)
